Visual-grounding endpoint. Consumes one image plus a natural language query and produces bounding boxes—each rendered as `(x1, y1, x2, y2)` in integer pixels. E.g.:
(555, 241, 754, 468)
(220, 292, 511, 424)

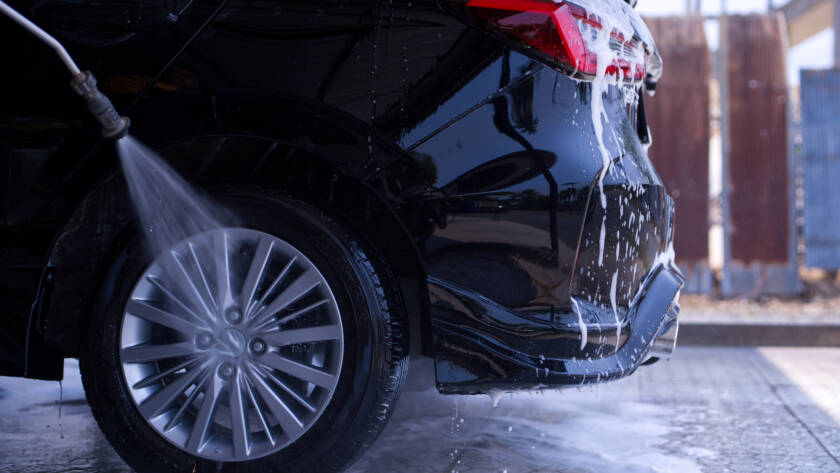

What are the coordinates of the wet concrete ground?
(1, 347, 839, 473)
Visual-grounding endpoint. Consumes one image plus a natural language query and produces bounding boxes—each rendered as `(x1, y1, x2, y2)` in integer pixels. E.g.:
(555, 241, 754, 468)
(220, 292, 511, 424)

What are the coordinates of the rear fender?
(39, 90, 432, 361)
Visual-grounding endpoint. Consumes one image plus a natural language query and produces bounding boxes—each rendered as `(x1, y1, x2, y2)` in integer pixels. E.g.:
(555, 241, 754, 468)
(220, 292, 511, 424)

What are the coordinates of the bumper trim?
(649, 304, 679, 360)
(430, 264, 684, 394)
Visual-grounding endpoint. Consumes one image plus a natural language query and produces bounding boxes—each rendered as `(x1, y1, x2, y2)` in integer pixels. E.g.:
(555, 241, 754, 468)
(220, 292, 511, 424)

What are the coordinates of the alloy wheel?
(119, 228, 344, 461)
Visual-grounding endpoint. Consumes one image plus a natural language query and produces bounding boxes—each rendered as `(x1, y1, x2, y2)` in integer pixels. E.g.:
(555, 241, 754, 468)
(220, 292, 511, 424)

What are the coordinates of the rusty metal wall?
(801, 69, 840, 269)
(723, 14, 798, 295)
(645, 16, 712, 293)
(726, 14, 789, 263)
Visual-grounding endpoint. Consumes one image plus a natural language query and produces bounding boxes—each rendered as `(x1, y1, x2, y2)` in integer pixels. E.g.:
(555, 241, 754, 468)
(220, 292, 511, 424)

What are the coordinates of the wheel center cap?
(220, 328, 247, 355)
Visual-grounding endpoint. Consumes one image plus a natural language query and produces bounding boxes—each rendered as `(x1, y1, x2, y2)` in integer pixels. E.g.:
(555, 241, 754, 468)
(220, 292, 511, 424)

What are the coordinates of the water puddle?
(348, 386, 705, 473)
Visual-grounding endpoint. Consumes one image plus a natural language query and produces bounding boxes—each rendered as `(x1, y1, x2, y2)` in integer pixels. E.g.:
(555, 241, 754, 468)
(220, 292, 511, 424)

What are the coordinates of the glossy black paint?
(0, 0, 681, 390)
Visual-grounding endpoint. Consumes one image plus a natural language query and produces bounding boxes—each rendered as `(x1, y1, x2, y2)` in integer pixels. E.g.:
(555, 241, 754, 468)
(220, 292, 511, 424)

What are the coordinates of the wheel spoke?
(255, 365, 317, 413)
(249, 367, 305, 438)
(165, 370, 209, 431)
(122, 341, 196, 364)
(242, 368, 276, 445)
(214, 231, 232, 308)
(263, 324, 340, 347)
(230, 373, 250, 458)
(249, 256, 296, 321)
(241, 237, 274, 317)
(261, 352, 334, 388)
(253, 269, 321, 327)
(133, 357, 200, 390)
(189, 242, 218, 313)
(139, 365, 204, 419)
(146, 275, 205, 324)
(126, 300, 202, 335)
(169, 250, 215, 320)
(186, 373, 222, 453)
(257, 299, 330, 332)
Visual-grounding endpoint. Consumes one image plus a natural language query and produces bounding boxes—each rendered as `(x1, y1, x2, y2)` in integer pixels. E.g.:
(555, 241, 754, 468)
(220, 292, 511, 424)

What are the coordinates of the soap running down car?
(0, 0, 682, 472)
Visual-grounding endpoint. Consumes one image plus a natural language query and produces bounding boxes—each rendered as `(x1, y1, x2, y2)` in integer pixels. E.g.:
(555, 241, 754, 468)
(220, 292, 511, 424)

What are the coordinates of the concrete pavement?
(1, 347, 838, 473)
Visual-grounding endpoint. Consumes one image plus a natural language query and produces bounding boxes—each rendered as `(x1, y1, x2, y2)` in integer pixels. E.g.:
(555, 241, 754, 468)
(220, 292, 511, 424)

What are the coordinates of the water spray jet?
(0, 0, 130, 139)
(1, 0, 227, 256)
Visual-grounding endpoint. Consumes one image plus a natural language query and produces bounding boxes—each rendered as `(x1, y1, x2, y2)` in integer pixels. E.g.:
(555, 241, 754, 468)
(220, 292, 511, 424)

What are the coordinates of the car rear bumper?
(430, 262, 684, 394)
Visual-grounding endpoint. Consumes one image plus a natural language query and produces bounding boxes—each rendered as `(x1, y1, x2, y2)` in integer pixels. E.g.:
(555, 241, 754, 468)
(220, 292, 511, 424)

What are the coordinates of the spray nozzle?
(70, 72, 130, 140)
(0, 1, 130, 140)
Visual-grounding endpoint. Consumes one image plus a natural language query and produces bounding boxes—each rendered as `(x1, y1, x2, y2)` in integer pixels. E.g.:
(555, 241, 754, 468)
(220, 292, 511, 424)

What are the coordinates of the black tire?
(80, 190, 409, 473)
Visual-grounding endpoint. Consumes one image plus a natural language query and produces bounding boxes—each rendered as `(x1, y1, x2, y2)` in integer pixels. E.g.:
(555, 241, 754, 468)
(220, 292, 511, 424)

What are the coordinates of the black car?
(0, 0, 682, 472)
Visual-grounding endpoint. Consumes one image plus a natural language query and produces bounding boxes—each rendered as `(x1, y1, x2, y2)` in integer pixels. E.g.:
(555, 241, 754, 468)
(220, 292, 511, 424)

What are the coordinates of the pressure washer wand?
(0, 0, 130, 139)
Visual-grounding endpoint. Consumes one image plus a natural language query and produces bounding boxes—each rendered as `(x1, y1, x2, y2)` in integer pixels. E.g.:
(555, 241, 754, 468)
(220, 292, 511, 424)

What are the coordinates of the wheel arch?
(40, 90, 432, 361)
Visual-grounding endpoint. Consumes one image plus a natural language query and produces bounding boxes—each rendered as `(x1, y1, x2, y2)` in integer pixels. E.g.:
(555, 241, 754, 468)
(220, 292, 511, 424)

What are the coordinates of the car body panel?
(0, 0, 681, 389)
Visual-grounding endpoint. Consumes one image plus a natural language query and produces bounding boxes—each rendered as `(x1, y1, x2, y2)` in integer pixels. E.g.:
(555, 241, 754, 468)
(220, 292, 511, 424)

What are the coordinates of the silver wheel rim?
(120, 228, 344, 461)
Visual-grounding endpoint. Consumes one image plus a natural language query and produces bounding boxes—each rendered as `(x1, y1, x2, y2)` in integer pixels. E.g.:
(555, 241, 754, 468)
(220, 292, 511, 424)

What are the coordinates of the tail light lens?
(463, 0, 655, 83)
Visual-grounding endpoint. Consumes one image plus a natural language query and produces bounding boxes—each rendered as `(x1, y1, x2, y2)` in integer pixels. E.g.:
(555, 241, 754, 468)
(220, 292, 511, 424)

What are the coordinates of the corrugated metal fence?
(722, 14, 799, 295)
(645, 14, 799, 295)
(801, 69, 840, 269)
(645, 16, 712, 293)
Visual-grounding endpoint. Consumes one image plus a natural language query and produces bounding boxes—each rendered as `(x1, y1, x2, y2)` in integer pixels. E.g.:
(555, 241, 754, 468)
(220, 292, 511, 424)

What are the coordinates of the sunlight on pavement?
(759, 347, 840, 424)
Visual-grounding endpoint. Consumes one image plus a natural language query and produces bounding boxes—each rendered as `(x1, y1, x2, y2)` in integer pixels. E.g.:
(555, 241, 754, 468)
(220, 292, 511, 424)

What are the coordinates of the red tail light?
(465, 0, 648, 82)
